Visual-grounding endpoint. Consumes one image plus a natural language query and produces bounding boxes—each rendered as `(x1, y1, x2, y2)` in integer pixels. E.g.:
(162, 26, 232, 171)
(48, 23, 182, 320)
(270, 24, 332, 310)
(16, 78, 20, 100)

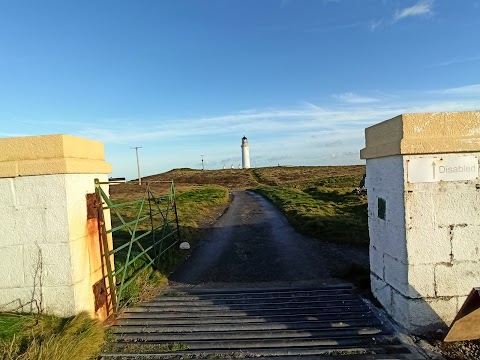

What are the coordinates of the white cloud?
(432, 84, 480, 96)
(9, 83, 480, 179)
(429, 55, 480, 67)
(333, 92, 380, 104)
(76, 88, 480, 152)
(302, 101, 323, 110)
(369, 19, 382, 32)
(394, 0, 434, 21)
(96, 92, 480, 178)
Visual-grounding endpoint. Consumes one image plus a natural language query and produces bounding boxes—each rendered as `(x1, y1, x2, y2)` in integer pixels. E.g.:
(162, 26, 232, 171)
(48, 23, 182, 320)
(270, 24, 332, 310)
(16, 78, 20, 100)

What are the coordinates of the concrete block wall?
(0, 134, 112, 319)
(0, 174, 109, 317)
(403, 153, 480, 332)
(367, 156, 410, 324)
(366, 156, 407, 303)
(362, 111, 480, 334)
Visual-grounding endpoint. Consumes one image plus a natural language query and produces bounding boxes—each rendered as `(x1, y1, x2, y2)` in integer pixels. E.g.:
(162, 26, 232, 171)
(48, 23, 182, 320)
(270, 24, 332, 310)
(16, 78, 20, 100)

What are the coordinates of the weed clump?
(0, 312, 104, 360)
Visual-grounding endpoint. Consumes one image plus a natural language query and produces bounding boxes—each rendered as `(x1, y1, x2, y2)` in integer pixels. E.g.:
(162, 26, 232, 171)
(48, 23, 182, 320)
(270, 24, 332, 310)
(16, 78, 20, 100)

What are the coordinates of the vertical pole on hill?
(131, 146, 142, 185)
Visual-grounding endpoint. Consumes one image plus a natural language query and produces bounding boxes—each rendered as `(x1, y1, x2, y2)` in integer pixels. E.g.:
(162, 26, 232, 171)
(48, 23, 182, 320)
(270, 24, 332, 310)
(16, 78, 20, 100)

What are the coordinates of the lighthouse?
(241, 136, 251, 169)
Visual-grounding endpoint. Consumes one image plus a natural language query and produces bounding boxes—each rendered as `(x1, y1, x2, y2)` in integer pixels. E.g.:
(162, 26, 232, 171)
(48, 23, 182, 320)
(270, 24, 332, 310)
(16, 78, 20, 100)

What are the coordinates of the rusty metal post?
(95, 179, 118, 313)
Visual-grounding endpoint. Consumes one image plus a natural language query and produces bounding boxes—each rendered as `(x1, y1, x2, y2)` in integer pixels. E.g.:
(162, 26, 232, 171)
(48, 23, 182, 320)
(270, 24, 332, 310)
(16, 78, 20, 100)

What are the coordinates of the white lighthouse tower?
(241, 136, 251, 169)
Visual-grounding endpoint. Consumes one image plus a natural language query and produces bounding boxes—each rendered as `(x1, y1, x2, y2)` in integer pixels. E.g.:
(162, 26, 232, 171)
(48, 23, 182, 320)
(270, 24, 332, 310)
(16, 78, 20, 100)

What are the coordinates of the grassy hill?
(112, 165, 368, 247)
(143, 168, 258, 189)
(137, 164, 366, 190)
(0, 165, 369, 359)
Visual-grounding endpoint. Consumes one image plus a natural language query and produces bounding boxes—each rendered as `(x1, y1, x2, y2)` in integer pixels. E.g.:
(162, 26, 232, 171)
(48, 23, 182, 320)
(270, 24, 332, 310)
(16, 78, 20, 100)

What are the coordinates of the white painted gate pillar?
(0, 134, 112, 319)
(361, 111, 480, 334)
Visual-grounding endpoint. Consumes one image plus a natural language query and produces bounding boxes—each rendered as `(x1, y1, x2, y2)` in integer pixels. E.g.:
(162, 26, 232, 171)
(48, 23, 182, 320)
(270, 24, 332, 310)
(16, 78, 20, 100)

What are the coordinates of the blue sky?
(1, 0, 480, 179)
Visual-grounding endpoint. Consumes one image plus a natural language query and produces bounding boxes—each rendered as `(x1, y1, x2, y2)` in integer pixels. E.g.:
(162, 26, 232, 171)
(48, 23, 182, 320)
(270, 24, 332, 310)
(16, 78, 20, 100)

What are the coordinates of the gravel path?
(169, 190, 369, 286)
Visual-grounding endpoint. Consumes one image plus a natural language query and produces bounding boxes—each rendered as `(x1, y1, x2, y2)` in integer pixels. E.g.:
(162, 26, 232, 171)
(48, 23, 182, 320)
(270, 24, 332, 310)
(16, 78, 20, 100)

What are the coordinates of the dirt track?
(169, 190, 368, 286)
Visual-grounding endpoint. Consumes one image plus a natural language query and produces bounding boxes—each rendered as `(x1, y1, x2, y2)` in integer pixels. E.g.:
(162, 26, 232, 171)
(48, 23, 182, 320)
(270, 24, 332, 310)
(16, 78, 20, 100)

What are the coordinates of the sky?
(1, 0, 480, 179)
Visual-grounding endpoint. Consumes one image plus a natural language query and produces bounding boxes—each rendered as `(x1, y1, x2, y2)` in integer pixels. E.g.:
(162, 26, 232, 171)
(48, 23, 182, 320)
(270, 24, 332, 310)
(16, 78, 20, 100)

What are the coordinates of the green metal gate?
(94, 179, 180, 313)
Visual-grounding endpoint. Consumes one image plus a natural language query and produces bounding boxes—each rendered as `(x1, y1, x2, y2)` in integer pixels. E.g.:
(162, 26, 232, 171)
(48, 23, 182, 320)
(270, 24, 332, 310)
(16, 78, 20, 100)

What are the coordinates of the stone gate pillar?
(360, 111, 480, 334)
(0, 134, 112, 319)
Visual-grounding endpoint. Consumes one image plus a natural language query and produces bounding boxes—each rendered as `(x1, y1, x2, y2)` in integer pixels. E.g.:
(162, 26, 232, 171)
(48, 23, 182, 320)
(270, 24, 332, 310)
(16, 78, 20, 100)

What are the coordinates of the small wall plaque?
(407, 156, 478, 183)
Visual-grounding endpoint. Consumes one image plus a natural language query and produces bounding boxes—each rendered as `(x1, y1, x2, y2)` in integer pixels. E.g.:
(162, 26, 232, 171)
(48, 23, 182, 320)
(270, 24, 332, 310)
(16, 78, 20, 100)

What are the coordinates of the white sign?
(407, 156, 479, 183)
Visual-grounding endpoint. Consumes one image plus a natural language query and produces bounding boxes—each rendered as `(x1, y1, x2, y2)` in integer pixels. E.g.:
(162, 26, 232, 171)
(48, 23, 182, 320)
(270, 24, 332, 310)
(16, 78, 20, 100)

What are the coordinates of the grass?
(0, 312, 104, 360)
(108, 165, 369, 308)
(254, 172, 369, 246)
(143, 168, 258, 190)
(253, 165, 365, 187)
(107, 165, 369, 312)
(104, 342, 189, 353)
(140, 166, 369, 246)
(144, 165, 369, 246)
(107, 183, 230, 307)
(1, 165, 370, 359)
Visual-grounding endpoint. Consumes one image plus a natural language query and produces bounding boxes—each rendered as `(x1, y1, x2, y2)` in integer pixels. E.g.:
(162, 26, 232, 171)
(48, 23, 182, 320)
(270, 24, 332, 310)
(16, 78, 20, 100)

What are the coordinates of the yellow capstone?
(0, 134, 112, 177)
(360, 111, 480, 159)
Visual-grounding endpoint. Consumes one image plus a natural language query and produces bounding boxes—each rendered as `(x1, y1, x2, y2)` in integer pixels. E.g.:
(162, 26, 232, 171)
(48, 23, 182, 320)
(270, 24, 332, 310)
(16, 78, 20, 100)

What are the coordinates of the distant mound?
(141, 165, 366, 190)
(143, 168, 258, 190)
(253, 165, 365, 187)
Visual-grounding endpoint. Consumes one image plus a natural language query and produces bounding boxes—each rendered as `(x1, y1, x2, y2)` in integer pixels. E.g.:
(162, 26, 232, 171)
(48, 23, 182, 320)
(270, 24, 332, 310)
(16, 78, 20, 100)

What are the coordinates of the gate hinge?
(92, 278, 107, 311)
(86, 193, 98, 219)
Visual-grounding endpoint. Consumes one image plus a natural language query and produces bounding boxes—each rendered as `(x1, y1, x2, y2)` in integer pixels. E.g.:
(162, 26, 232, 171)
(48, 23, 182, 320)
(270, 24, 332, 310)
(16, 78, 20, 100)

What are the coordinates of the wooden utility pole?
(131, 146, 142, 185)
